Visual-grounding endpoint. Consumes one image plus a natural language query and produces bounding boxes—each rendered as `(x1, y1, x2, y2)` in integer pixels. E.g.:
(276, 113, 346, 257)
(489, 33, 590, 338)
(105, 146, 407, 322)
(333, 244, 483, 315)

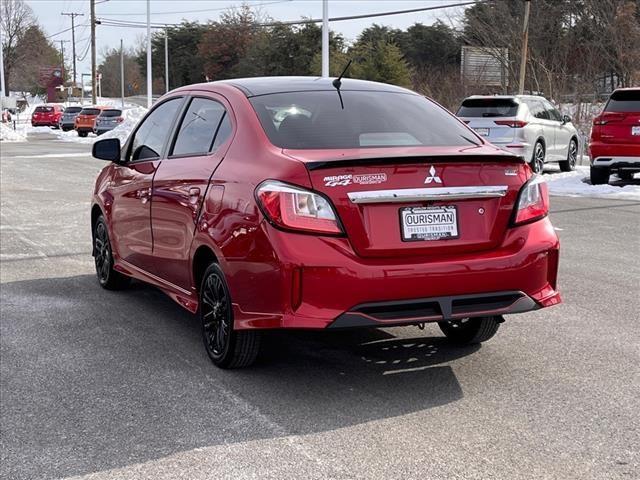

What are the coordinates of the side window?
(171, 98, 226, 156)
(212, 113, 232, 150)
(129, 98, 183, 161)
(529, 100, 549, 120)
(543, 101, 562, 122)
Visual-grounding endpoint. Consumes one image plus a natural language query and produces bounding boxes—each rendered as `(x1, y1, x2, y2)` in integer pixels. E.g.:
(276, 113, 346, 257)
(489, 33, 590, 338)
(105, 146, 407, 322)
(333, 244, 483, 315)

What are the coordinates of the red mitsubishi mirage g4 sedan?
(91, 77, 561, 368)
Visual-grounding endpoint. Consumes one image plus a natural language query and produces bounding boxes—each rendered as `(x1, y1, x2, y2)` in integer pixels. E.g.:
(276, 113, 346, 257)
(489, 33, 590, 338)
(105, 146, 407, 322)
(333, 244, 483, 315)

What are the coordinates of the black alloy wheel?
(560, 139, 578, 172)
(438, 316, 501, 345)
(93, 215, 130, 290)
(530, 142, 545, 174)
(200, 263, 260, 368)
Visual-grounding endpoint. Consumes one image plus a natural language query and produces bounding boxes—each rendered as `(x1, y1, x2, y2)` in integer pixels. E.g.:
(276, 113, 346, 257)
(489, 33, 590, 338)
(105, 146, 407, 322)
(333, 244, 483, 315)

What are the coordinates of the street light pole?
(146, 0, 152, 108)
(322, 0, 329, 77)
(164, 29, 169, 93)
(1, 23, 6, 98)
(90, 0, 97, 104)
(120, 39, 125, 108)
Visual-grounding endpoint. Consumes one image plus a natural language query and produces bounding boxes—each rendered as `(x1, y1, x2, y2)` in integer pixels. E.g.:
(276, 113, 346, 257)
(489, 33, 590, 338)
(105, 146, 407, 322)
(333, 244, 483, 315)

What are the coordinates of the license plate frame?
(400, 206, 459, 242)
(632, 126, 640, 136)
(474, 127, 490, 136)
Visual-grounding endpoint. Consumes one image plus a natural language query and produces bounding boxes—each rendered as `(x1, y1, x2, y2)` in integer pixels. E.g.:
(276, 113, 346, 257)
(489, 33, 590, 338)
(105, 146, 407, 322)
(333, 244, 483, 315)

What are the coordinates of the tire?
(617, 171, 634, 181)
(559, 139, 578, 172)
(530, 141, 545, 173)
(78, 131, 88, 137)
(93, 215, 130, 290)
(590, 166, 610, 185)
(438, 316, 501, 345)
(200, 263, 260, 368)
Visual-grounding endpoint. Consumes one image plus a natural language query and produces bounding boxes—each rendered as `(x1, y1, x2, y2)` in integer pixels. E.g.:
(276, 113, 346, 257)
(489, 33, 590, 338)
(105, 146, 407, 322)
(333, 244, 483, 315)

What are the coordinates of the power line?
(98, 0, 292, 17)
(96, 1, 482, 30)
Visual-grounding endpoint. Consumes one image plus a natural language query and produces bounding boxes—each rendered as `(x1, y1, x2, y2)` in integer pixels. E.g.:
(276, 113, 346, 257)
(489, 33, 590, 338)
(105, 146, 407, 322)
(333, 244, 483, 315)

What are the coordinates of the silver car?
(456, 95, 580, 173)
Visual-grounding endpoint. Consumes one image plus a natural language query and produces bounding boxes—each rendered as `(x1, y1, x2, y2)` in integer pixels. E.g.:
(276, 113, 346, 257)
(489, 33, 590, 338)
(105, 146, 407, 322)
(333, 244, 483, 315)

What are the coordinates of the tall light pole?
(518, 0, 531, 95)
(164, 28, 169, 93)
(321, 0, 329, 77)
(90, 0, 97, 104)
(120, 39, 125, 108)
(146, 0, 152, 108)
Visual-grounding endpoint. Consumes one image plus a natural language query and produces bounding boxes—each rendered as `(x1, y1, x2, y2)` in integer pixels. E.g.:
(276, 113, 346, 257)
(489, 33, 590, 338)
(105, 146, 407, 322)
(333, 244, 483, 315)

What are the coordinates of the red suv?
(91, 77, 561, 368)
(31, 105, 64, 128)
(589, 88, 640, 184)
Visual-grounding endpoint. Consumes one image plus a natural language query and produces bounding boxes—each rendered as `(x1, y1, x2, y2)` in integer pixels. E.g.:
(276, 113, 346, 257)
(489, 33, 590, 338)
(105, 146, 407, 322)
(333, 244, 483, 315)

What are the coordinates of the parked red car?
(91, 77, 561, 368)
(31, 104, 64, 128)
(589, 88, 640, 184)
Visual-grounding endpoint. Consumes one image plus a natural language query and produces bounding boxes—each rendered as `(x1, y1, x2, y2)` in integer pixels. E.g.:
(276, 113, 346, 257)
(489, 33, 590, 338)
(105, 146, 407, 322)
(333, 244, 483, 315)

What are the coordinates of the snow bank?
(0, 123, 26, 142)
(546, 166, 640, 201)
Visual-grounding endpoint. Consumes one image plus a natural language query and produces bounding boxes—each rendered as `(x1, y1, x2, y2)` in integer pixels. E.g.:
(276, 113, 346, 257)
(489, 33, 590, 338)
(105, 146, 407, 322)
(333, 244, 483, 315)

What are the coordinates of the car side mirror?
(562, 114, 571, 124)
(92, 138, 121, 162)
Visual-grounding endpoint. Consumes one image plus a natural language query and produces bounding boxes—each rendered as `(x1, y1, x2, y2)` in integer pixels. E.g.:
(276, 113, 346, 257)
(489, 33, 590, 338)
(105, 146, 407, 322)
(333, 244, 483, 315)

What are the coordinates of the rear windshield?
(605, 90, 640, 113)
(100, 109, 122, 117)
(80, 109, 100, 116)
(457, 98, 519, 117)
(249, 91, 479, 149)
(65, 107, 83, 114)
(35, 106, 54, 113)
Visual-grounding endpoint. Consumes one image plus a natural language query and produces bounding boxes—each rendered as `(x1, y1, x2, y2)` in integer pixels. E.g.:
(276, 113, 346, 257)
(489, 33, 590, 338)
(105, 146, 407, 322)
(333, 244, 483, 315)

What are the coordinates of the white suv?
(457, 95, 580, 173)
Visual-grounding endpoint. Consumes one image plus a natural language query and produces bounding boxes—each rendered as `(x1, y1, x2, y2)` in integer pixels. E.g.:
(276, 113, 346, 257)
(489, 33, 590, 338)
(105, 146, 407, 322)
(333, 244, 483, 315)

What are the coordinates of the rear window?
(35, 106, 54, 113)
(605, 90, 640, 113)
(100, 109, 122, 117)
(65, 107, 83, 114)
(80, 109, 100, 116)
(249, 91, 479, 149)
(457, 98, 519, 117)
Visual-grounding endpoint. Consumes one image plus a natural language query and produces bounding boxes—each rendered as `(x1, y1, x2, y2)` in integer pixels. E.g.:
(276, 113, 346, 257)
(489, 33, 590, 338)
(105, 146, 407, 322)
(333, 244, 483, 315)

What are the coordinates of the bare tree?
(1, 0, 36, 95)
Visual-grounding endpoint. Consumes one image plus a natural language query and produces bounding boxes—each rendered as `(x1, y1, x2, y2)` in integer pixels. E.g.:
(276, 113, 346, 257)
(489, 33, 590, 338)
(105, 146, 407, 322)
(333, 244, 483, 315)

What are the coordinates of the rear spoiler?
(305, 153, 525, 171)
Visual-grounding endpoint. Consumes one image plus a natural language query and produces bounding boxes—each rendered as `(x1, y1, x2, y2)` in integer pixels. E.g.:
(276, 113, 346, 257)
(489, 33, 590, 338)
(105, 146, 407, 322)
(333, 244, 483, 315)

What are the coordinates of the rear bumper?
(31, 121, 56, 127)
(493, 141, 533, 162)
(230, 217, 561, 330)
(75, 127, 94, 133)
(589, 142, 640, 168)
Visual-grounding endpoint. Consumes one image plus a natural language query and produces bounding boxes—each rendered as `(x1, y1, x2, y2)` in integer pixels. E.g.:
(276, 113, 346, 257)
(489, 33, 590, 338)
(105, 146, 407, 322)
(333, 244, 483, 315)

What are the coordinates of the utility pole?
(164, 29, 169, 93)
(518, 0, 531, 95)
(61, 12, 84, 86)
(120, 39, 125, 108)
(59, 40, 70, 80)
(321, 0, 329, 77)
(146, 0, 152, 107)
(90, 0, 97, 104)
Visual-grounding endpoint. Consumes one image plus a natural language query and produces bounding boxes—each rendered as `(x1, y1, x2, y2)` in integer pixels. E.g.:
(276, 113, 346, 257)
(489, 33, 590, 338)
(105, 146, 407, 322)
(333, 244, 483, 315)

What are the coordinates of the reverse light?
(494, 120, 528, 128)
(256, 180, 343, 235)
(512, 175, 549, 226)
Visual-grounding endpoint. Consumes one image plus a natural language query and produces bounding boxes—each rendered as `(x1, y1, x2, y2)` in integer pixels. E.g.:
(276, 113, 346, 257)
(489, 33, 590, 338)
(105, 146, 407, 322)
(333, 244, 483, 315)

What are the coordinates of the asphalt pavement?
(1, 133, 639, 480)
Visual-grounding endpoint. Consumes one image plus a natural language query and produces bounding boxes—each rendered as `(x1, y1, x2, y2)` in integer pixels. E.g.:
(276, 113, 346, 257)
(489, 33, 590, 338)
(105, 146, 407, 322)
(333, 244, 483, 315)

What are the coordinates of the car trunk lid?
(597, 90, 640, 144)
(286, 146, 528, 258)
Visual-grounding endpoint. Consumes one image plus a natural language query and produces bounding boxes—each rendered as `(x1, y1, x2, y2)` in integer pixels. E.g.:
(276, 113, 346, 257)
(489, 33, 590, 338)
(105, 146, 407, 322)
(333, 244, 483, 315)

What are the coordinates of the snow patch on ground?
(546, 166, 640, 201)
(1, 123, 26, 142)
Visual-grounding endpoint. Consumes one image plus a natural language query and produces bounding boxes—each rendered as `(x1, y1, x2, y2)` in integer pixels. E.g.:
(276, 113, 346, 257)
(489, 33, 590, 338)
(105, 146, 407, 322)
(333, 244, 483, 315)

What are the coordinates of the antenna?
(332, 59, 352, 90)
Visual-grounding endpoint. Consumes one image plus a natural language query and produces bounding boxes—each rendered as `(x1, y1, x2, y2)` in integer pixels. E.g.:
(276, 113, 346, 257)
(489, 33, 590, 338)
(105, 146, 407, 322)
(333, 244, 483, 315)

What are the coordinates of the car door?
(544, 99, 572, 158)
(109, 96, 185, 272)
(149, 94, 234, 289)
(529, 99, 557, 159)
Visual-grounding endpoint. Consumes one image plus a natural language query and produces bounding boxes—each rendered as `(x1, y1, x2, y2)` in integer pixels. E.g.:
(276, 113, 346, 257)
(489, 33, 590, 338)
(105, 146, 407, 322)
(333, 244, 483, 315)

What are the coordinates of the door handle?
(188, 187, 201, 204)
(138, 187, 151, 203)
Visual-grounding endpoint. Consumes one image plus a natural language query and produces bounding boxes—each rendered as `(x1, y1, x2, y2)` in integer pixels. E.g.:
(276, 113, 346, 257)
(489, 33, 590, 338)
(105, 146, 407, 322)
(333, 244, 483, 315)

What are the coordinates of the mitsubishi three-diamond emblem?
(424, 165, 442, 184)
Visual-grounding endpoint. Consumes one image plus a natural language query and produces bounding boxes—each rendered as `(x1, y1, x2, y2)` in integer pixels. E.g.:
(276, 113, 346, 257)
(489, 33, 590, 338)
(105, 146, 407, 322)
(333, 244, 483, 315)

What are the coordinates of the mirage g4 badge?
(424, 165, 442, 184)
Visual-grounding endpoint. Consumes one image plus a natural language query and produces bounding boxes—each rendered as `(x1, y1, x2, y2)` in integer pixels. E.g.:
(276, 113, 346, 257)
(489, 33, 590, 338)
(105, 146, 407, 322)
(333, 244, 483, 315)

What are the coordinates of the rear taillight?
(512, 175, 549, 226)
(256, 180, 343, 235)
(116, 117, 124, 123)
(594, 112, 625, 125)
(494, 120, 528, 128)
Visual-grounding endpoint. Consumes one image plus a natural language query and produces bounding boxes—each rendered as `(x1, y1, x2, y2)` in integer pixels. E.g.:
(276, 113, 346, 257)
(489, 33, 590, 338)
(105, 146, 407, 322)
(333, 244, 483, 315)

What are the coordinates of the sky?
(27, 0, 469, 79)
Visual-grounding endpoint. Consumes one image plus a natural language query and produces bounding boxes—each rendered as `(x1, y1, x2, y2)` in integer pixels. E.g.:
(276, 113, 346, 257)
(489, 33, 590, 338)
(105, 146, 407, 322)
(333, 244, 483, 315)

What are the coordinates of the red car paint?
(589, 88, 640, 181)
(92, 78, 560, 333)
(31, 104, 64, 127)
